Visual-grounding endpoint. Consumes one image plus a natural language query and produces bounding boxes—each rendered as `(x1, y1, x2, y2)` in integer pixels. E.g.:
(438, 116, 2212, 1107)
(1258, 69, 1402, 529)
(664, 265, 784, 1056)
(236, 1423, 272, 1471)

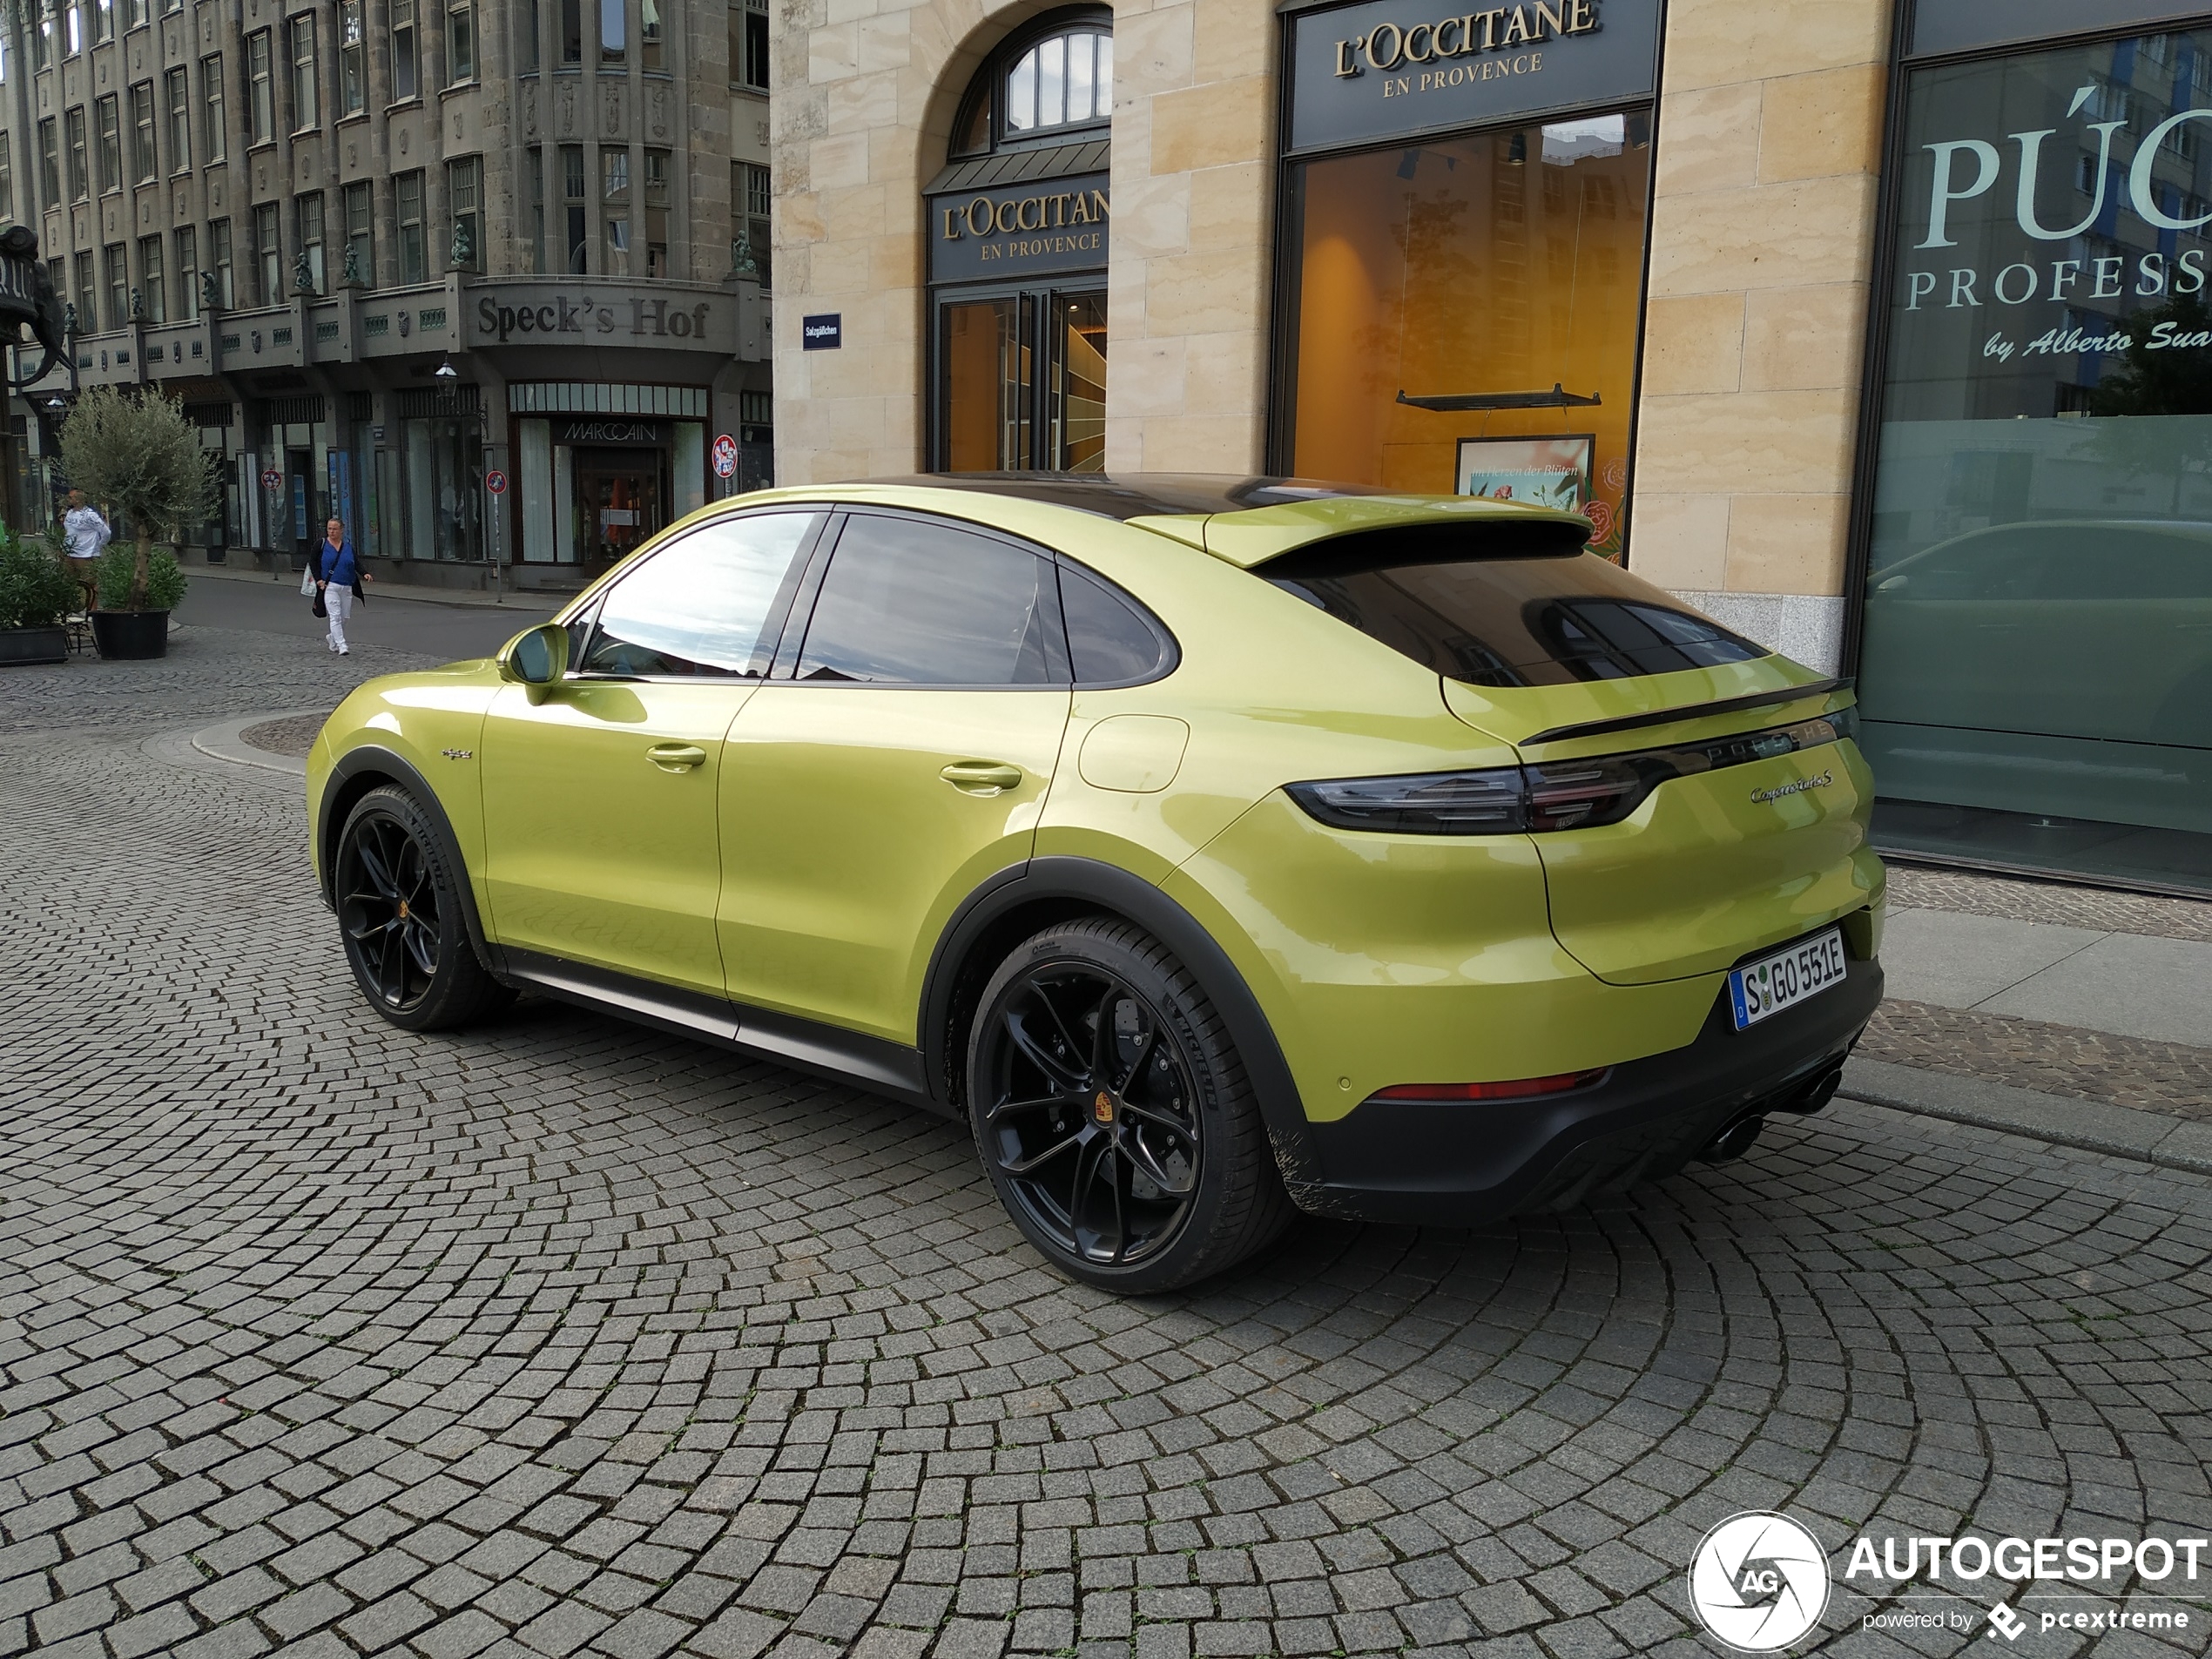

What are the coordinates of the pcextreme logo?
(1684, 1512, 2207, 1650)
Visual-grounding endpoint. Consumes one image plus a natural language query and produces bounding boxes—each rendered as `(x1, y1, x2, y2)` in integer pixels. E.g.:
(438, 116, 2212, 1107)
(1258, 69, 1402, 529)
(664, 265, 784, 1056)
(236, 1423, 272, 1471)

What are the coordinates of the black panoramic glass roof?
(859, 473, 1395, 521)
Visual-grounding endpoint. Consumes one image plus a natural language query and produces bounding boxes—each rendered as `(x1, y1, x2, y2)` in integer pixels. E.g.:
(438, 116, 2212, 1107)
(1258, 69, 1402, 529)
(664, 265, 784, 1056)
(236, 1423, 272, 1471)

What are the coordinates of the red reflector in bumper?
(1366, 1068, 1609, 1105)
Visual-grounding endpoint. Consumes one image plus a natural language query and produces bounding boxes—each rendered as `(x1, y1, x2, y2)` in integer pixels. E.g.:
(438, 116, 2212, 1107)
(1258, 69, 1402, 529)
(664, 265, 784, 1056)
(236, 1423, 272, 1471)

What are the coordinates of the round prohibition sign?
(484, 469, 508, 496)
(260, 467, 283, 492)
(711, 433, 738, 478)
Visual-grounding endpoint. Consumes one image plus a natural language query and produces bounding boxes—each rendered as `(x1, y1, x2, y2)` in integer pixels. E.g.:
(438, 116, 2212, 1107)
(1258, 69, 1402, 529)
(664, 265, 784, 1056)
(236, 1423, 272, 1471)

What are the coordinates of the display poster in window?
(1455, 434, 1592, 514)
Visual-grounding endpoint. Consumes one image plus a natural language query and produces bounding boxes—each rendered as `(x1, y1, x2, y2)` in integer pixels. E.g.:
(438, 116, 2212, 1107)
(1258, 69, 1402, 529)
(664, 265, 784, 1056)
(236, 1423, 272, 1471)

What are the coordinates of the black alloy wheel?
(334, 786, 508, 1031)
(968, 919, 1291, 1292)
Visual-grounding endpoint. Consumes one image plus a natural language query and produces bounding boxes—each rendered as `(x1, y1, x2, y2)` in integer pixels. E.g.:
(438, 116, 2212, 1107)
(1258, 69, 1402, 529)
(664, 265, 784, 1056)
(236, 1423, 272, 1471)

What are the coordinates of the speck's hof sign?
(928, 172, 1109, 284)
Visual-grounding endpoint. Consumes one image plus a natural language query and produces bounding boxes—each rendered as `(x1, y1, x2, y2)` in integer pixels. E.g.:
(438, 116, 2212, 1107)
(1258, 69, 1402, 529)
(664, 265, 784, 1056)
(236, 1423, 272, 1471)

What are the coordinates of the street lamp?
(435, 355, 458, 381)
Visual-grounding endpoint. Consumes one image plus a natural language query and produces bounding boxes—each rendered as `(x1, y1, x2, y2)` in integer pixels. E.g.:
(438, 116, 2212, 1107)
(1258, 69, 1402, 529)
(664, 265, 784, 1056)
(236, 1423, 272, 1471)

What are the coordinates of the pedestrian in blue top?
(313, 516, 371, 654)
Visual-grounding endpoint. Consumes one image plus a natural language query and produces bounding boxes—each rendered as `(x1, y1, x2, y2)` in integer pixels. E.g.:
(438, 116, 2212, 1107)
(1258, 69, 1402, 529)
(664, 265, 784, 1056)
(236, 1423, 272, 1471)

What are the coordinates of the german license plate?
(1729, 928, 1847, 1030)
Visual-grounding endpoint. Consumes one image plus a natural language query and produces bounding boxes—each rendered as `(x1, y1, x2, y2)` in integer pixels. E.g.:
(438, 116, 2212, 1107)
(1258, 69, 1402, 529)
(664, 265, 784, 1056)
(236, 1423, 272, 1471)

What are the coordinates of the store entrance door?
(287, 448, 314, 567)
(934, 287, 1107, 472)
(574, 448, 666, 571)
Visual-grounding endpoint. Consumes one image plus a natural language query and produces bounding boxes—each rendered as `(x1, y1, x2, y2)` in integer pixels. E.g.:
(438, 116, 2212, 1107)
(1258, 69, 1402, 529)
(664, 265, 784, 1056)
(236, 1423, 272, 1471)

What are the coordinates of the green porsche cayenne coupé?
(309, 475, 1884, 1291)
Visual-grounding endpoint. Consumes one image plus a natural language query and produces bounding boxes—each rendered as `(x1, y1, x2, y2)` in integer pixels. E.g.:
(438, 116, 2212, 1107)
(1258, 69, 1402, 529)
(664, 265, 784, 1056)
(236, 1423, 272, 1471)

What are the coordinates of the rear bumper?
(1298, 954, 1883, 1225)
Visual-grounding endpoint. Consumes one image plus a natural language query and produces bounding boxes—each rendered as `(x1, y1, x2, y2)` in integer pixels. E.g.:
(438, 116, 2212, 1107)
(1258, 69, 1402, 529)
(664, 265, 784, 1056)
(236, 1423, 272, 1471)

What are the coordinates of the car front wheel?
(967, 918, 1291, 1293)
(334, 785, 507, 1031)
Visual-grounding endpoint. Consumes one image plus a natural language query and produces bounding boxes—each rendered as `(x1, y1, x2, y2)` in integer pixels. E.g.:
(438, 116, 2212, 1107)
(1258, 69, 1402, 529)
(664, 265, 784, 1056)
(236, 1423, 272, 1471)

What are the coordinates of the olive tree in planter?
(59, 386, 215, 659)
(0, 526, 80, 665)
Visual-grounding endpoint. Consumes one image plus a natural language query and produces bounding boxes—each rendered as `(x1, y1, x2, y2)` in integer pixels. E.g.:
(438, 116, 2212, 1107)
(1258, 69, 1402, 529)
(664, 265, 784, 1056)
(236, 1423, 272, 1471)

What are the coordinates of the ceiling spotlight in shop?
(1505, 132, 1527, 165)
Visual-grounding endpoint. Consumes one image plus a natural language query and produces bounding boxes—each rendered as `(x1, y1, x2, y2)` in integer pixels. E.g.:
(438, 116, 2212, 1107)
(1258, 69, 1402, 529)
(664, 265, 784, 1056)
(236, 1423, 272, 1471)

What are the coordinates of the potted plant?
(0, 526, 80, 665)
(58, 385, 214, 660)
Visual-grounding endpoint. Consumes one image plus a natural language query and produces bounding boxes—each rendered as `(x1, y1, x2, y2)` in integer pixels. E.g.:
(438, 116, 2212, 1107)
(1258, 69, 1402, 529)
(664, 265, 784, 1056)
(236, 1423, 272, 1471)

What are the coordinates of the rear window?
(1263, 527, 1766, 686)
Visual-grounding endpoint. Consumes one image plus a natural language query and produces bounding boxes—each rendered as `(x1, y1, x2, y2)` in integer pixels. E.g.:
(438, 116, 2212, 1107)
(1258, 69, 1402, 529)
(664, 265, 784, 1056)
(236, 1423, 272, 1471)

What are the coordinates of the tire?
(333, 785, 508, 1032)
(966, 918, 1293, 1293)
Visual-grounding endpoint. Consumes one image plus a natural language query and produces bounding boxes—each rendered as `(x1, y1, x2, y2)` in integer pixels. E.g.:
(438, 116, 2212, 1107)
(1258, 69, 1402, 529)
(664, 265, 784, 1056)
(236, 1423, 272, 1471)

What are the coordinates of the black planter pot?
(90, 610, 171, 659)
(0, 625, 69, 665)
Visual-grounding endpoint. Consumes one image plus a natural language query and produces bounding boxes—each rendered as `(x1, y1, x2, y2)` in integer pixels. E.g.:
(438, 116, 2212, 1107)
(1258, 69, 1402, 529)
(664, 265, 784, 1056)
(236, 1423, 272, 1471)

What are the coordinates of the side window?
(1060, 564, 1174, 685)
(579, 511, 819, 678)
(794, 514, 1064, 685)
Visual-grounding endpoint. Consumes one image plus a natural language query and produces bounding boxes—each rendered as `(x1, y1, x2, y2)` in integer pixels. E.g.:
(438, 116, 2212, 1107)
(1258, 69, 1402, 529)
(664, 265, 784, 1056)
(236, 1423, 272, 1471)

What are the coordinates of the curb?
(185, 561, 571, 610)
(187, 711, 320, 778)
(1840, 1055, 2212, 1177)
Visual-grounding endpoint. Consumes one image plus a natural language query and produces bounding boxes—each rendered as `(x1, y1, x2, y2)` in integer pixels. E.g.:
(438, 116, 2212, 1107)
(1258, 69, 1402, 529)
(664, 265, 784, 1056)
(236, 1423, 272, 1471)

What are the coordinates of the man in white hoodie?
(61, 489, 110, 611)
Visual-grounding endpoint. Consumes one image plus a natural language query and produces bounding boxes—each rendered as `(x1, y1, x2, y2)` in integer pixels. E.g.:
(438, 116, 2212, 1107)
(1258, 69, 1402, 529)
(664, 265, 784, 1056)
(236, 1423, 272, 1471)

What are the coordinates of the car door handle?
(647, 743, 709, 772)
(941, 761, 1025, 794)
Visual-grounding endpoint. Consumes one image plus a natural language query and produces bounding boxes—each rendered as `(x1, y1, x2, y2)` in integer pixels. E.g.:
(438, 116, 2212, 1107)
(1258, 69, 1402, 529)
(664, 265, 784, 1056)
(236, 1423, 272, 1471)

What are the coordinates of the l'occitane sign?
(1329, 0, 1598, 78)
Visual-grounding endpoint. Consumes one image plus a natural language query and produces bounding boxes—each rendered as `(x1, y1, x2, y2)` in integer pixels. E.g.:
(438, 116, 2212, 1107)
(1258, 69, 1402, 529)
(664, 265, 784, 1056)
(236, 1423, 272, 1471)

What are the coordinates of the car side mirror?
(501, 624, 570, 702)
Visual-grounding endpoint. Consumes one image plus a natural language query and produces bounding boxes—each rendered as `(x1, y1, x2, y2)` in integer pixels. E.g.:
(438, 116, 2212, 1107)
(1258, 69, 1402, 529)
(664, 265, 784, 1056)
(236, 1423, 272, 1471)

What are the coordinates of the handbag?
(311, 587, 327, 618)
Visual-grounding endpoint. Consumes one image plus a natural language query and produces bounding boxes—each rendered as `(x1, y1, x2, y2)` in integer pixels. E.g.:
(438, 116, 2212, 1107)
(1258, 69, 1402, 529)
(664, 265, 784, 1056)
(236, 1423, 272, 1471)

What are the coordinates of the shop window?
(395, 169, 425, 283)
(561, 145, 586, 273)
(247, 31, 273, 145)
(641, 0, 663, 71)
(391, 0, 418, 102)
(401, 412, 484, 563)
(71, 250, 93, 333)
(446, 0, 475, 83)
(252, 199, 280, 302)
(102, 242, 125, 328)
(340, 2, 365, 115)
(448, 156, 481, 272)
(289, 14, 318, 131)
(296, 191, 325, 293)
(644, 148, 670, 277)
(129, 82, 155, 184)
(342, 179, 373, 287)
(210, 218, 233, 307)
(601, 0, 624, 64)
(1280, 113, 1651, 550)
(137, 234, 163, 322)
(202, 57, 226, 163)
(164, 68, 189, 172)
(64, 107, 85, 202)
(1859, 26, 2212, 893)
(602, 147, 631, 276)
(172, 223, 196, 318)
(94, 94, 118, 192)
(37, 120, 57, 212)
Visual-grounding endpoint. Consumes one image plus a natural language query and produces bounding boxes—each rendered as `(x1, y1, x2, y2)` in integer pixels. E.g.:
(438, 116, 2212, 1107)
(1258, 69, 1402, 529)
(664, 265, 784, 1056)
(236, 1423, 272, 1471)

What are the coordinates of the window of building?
(129, 83, 155, 183)
(561, 0, 582, 64)
(447, 156, 480, 271)
(71, 250, 93, 331)
(163, 0, 179, 15)
(94, 94, 119, 192)
(210, 216, 233, 307)
(103, 241, 125, 327)
(739, 0, 768, 90)
(0, 30, 9, 84)
(520, 1, 538, 71)
(172, 222, 196, 317)
(64, 107, 87, 201)
(137, 234, 163, 321)
(953, 14, 1110, 153)
(446, 0, 474, 82)
(600, 0, 624, 64)
(736, 159, 770, 280)
(296, 190, 324, 292)
(641, 0, 663, 71)
(203, 57, 226, 162)
(64, 3, 80, 55)
(31, 3, 48, 72)
(0, 135, 13, 223)
(602, 146, 630, 274)
(528, 146, 547, 272)
(644, 148, 670, 276)
(391, 0, 418, 101)
(288, 14, 317, 131)
(91, 0, 111, 45)
(395, 168, 425, 282)
(342, 179, 372, 286)
(37, 119, 58, 212)
(340, 0, 365, 114)
(128, 0, 146, 26)
(164, 67, 189, 171)
(561, 144, 585, 273)
(247, 30, 273, 145)
(252, 199, 280, 302)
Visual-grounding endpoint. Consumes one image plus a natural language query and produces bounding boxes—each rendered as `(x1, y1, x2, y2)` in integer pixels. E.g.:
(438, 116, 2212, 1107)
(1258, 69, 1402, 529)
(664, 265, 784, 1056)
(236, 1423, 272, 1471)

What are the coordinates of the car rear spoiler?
(1521, 678, 1851, 747)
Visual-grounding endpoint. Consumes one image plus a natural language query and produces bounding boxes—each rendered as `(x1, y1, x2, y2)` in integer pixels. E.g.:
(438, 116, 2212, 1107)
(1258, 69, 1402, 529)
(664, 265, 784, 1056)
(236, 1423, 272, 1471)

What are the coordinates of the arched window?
(951, 9, 1111, 158)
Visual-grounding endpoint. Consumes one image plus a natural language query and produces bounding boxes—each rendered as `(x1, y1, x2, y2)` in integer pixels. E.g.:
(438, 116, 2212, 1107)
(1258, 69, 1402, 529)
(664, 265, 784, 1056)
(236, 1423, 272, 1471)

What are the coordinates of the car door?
(479, 509, 823, 999)
(718, 509, 1074, 1043)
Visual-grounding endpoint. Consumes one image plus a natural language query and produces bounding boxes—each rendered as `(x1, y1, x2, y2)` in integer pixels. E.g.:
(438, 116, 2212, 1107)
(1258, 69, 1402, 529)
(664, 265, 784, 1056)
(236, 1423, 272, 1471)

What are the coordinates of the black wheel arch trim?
(320, 745, 502, 975)
(921, 855, 1325, 1200)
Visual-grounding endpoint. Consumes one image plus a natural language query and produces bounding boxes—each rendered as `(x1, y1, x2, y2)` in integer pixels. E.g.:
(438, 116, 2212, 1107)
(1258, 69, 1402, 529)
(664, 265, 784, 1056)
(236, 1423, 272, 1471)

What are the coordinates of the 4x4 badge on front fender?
(1750, 771, 1831, 805)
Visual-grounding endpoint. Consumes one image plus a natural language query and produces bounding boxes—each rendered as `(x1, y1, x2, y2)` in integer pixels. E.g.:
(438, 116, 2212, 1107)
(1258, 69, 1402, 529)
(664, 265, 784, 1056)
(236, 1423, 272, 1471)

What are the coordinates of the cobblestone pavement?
(4, 629, 2212, 1659)
(1860, 1001, 2212, 1120)
(1884, 863, 2212, 944)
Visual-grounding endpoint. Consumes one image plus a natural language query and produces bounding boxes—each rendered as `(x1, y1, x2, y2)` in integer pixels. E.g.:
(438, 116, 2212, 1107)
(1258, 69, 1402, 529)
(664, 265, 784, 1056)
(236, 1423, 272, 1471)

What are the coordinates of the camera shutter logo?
(1688, 1512, 1831, 1650)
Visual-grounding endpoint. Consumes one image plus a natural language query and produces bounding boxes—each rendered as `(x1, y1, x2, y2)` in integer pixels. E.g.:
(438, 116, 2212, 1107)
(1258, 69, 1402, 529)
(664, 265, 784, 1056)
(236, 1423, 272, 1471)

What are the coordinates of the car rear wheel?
(334, 786, 508, 1031)
(967, 918, 1291, 1292)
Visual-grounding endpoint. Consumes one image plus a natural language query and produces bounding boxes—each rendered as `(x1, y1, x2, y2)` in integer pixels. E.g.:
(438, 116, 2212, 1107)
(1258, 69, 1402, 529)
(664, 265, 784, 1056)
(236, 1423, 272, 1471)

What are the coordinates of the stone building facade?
(5, 0, 775, 590)
(775, 0, 2212, 894)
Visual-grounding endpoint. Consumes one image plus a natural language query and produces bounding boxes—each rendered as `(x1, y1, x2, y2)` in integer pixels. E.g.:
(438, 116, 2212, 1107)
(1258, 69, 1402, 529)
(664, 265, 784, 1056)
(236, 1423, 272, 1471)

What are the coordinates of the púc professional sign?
(929, 172, 1109, 283)
(1285, 0, 1661, 153)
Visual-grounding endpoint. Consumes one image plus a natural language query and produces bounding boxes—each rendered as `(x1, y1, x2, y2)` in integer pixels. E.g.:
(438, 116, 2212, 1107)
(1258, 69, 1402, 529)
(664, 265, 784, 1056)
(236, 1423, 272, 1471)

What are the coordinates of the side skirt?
(500, 948, 943, 1115)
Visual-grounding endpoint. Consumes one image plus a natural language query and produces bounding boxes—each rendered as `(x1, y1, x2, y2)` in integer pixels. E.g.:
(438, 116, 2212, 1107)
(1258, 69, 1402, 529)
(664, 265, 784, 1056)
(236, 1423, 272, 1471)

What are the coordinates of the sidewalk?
(187, 559, 577, 610)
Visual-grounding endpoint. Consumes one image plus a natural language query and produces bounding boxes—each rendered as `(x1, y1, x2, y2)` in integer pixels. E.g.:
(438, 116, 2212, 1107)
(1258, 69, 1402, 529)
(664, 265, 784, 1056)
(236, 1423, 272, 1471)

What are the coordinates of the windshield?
(1264, 532, 1767, 687)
